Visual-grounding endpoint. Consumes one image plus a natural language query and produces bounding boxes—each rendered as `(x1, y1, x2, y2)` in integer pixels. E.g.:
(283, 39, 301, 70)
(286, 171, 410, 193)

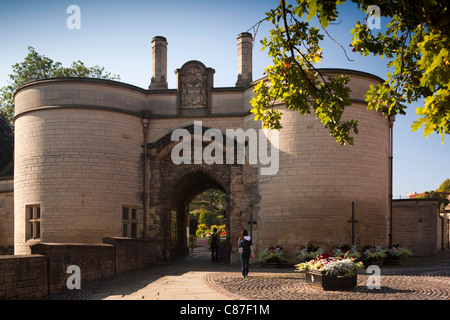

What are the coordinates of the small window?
(122, 207, 129, 220)
(27, 205, 41, 240)
(131, 222, 137, 239)
(122, 206, 139, 238)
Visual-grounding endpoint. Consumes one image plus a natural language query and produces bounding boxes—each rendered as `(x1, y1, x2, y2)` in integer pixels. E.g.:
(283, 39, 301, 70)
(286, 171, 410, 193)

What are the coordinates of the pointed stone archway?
(167, 169, 227, 259)
(147, 125, 246, 262)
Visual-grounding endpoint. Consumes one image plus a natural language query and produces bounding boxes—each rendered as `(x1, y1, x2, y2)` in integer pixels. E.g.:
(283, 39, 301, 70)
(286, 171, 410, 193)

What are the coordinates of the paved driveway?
(46, 246, 450, 301)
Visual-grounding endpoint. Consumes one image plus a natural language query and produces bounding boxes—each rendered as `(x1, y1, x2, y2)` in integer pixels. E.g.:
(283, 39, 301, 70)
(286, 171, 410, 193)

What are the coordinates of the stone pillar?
(149, 36, 168, 90)
(235, 32, 253, 87)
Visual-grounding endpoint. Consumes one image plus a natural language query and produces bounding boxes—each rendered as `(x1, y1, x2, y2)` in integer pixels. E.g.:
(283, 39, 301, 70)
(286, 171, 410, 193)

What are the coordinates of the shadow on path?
(45, 245, 240, 300)
(44, 247, 450, 300)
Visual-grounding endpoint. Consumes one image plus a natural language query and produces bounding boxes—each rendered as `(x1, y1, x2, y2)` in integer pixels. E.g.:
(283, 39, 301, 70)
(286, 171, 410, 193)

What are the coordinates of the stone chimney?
(235, 32, 253, 87)
(149, 36, 168, 90)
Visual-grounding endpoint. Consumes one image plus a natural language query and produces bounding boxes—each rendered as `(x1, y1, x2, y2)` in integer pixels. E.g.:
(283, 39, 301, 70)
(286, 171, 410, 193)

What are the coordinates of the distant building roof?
(407, 191, 450, 199)
(407, 192, 423, 198)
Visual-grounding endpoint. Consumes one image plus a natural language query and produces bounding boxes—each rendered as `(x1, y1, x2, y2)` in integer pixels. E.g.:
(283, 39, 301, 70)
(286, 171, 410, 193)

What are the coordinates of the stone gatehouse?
(8, 33, 400, 262)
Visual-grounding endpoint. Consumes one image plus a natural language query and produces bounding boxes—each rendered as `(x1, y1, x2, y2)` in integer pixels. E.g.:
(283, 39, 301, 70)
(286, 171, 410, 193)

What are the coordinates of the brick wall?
(30, 243, 116, 294)
(392, 199, 445, 256)
(0, 238, 157, 299)
(0, 255, 48, 300)
(102, 237, 158, 274)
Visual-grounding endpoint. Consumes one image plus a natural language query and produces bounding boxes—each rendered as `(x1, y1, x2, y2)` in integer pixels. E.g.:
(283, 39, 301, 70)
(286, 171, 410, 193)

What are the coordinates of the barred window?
(27, 205, 41, 240)
(122, 207, 138, 238)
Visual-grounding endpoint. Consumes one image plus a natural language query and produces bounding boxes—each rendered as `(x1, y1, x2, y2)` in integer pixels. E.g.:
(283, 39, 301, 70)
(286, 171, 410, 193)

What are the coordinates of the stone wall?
(0, 238, 157, 299)
(102, 237, 158, 274)
(0, 179, 14, 253)
(392, 199, 446, 256)
(30, 242, 116, 294)
(0, 255, 48, 300)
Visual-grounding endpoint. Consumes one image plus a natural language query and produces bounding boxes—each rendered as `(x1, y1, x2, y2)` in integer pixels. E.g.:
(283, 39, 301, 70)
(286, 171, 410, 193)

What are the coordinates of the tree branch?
(320, 25, 354, 62)
(280, 0, 318, 92)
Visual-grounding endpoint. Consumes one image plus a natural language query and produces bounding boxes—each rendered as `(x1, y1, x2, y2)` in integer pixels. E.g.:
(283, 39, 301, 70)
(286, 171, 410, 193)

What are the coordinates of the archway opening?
(165, 169, 229, 261)
(188, 188, 226, 259)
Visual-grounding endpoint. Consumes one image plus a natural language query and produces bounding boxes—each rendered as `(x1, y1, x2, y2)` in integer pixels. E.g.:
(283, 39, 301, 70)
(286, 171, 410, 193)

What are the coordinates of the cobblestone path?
(44, 248, 450, 301)
(205, 266, 450, 300)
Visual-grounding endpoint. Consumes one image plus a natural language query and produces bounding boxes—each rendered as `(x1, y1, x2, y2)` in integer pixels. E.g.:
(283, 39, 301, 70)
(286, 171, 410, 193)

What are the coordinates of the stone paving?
(45, 246, 450, 301)
(206, 267, 450, 300)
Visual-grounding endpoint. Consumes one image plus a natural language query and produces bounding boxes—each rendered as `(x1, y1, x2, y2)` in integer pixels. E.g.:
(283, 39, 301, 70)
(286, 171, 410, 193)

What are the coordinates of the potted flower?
(361, 246, 386, 266)
(297, 244, 324, 262)
(384, 245, 412, 265)
(258, 246, 285, 267)
(332, 244, 361, 261)
(295, 252, 363, 290)
(333, 242, 352, 252)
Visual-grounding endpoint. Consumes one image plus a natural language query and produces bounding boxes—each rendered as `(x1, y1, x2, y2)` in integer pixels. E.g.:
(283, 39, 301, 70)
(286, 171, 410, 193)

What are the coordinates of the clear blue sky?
(0, 0, 448, 198)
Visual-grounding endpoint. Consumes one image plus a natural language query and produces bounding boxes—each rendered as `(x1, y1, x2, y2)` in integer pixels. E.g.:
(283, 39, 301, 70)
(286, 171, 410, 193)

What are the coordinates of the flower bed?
(297, 248, 324, 262)
(332, 244, 361, 260)
(258, 246, 284, 266)
(305, 270, 358, 291)
(360, 245, 413, 266)
(296, 253, 363, 278)
(295, 252, 363, 290)
(296, 243, 325, 262)
(361, 246, 386, 266)
(384, 245, 412, 265)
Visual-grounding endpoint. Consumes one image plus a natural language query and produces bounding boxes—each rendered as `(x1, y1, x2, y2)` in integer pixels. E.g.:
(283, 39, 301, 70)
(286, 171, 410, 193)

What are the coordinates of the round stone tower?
(13, 78, 146, 254)
(252, 69, 392, 261)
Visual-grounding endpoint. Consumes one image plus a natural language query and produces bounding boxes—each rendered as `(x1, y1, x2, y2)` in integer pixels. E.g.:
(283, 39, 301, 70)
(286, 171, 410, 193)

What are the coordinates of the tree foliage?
(201, 189, 226, 210)
(0, 46, 120, 127)
(251, 0, 449, 145)
(195, 208, 221, 227)
(437, 178, 450, 192)
(414, 178, 450, 211)
(189, 189, 226, 236)
(0, 113, 13, 171)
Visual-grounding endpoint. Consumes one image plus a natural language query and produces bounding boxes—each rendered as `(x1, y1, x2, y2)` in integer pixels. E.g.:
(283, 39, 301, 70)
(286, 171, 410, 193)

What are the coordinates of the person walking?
(238, 229, 254, 278)
(210, 228, 220, 263)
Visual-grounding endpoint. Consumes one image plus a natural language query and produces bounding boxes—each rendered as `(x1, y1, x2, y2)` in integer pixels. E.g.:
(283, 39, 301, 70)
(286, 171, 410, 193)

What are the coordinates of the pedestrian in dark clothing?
(210, 228, 220, 262)
(238, 229, 254, 278)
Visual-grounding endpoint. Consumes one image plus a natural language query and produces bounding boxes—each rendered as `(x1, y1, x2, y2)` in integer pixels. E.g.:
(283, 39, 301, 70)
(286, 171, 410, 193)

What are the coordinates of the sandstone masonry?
(11, 34, 394, 263)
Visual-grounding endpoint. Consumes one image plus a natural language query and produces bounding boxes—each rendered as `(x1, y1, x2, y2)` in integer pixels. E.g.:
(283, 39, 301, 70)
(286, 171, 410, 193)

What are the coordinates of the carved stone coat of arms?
(180, 66, 207, 108)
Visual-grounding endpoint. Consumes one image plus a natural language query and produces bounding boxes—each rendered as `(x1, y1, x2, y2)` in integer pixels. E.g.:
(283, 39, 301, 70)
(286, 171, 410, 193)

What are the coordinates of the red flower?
(319, 252, 333, 261)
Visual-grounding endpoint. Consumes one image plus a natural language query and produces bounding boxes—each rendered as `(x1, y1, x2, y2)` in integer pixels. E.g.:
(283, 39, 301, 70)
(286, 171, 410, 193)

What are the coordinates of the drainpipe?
(142, 117, 150, 239)
(388, 116, 395, 247)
